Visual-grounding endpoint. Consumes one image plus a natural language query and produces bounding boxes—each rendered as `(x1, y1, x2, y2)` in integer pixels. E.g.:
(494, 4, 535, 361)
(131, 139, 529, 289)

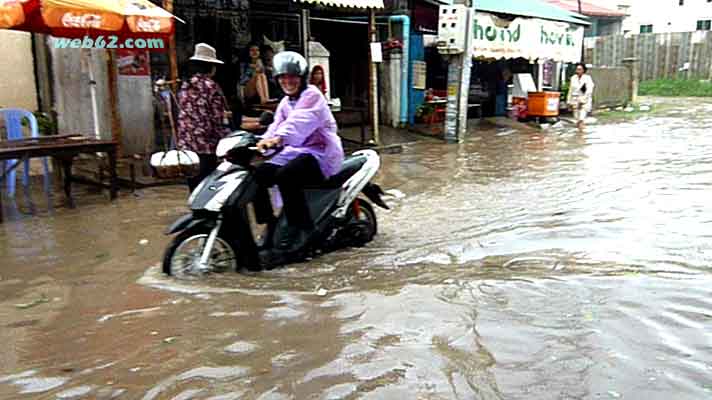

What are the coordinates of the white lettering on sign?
(61, 12, 103, 29)
(547, 98, 559, 112)
(470, 12, 584, 63)
(136, 18, 161, 32)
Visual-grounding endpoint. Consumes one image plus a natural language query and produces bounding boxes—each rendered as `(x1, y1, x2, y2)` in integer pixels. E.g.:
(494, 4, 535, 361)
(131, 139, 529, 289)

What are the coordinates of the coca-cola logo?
(61, 12, 103, 29)
(136, 18, 161, 32)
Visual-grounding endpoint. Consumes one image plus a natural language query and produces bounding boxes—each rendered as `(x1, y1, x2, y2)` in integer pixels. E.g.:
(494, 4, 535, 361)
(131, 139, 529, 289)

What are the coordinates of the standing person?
(567, 63, 595, 132)
(177, 43, 231, 191)
(261, 45, 276, 79)
(253, 52, 343, 258)
(495, 68, 511, 117)
(309, 65, 328, 97)
(261, 45, 284, 99)
(240, 44, 270, 104)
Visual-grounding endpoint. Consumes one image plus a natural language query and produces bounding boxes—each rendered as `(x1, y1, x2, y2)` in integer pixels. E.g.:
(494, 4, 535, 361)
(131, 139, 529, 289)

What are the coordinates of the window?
(697, 20, 712, 31)
(640, 24, 653, 33)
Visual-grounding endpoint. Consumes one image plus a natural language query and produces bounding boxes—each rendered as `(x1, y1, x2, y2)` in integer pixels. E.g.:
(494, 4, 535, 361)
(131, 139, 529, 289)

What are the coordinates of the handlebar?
(249, 144, 283, 157)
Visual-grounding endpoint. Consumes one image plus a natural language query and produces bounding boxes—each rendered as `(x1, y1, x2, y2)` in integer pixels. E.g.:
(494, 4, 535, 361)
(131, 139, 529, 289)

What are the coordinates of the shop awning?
(471, 12, 584, 63)
(296, 0, 384, 9)
(476, 0, 588, 25)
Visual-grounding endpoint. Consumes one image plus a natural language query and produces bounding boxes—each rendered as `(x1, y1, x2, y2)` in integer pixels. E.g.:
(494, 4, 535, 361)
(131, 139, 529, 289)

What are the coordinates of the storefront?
(159, 0, 303, 104)
(160, 0, 382, 110)
(467, 11, 585, 118)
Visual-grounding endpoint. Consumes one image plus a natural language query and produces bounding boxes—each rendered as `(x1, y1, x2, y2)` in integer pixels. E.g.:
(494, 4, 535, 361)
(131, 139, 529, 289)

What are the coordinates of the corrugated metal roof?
(476, 0, 588, 25)
(545, 0, 627, 17)
(296, 0, 384, 9)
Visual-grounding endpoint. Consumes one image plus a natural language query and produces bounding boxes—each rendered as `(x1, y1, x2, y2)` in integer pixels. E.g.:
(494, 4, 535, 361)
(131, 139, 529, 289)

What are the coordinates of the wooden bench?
(333, 107, 367, 145)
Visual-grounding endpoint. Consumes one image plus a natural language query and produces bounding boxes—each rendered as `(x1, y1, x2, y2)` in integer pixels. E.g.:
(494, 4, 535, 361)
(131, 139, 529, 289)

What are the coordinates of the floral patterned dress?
(176, 74, 231, 155)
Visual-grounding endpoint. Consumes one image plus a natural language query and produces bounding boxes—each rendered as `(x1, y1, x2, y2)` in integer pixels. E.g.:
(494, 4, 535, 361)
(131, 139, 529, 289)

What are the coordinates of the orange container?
(526, 91, 561, 117)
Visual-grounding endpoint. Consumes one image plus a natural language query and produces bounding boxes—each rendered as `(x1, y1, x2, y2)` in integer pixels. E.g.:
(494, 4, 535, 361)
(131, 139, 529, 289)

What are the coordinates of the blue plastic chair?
(0, 108, 51, 197)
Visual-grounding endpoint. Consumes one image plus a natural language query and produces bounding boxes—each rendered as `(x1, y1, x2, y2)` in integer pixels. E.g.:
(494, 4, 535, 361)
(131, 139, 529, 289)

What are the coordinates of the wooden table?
(0, 135, 118, 223)
(425, 99, 447, 106)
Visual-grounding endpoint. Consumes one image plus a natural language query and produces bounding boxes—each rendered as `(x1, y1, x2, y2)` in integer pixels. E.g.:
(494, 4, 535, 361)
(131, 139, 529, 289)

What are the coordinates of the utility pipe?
(388, 15, 409, 126)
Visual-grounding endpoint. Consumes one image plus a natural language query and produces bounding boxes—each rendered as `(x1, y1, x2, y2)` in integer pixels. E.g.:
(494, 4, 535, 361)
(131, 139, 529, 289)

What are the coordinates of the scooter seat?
(308, 154, 367, 189)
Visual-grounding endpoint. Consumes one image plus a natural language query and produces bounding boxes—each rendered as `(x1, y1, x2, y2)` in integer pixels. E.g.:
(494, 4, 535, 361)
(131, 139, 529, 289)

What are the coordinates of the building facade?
(545, 0, 627, 37)
(615, 0, 712, 34)
(0, 30, 38, 111)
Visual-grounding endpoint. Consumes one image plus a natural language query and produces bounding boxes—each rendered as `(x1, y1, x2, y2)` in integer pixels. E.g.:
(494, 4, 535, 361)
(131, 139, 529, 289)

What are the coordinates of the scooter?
(162, 130, 389, 276)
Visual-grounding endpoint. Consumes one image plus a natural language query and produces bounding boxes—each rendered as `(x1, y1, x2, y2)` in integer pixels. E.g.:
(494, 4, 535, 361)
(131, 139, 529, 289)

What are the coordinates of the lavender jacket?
(262, 85, 344, 178)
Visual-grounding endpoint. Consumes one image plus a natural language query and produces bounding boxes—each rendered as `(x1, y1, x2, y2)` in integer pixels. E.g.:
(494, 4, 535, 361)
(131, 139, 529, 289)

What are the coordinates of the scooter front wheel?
(162, 227, 238, 278)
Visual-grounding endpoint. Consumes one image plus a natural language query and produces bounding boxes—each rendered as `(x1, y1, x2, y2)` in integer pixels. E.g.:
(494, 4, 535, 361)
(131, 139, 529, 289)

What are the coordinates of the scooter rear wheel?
(347, 199, 378, 247)
(163, 227, 239, 278)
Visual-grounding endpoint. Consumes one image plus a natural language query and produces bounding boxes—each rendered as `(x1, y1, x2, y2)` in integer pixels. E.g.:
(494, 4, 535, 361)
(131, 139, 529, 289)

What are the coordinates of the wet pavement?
(1, 97, 712, 399)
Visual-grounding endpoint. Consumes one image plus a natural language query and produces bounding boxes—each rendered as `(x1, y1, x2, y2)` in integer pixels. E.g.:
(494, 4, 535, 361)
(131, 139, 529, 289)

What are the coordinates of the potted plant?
(19, 111, 58, 136)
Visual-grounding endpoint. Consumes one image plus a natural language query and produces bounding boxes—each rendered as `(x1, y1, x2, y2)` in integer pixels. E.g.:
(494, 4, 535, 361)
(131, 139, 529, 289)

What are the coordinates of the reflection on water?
(1, 98, 712, 399)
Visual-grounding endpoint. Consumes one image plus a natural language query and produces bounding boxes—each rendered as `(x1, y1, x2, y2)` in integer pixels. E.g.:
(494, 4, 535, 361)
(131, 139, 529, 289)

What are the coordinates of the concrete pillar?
(444, 1, 475, 143)
(368, 9, 380, 145)
(380, 52, 402, 128)
(536, 59, 545, 91)
(553, 61, 563, 91)
(0, 31, 38, 111)
(622, 57, 640, 104)
(301, 9, 310, 59)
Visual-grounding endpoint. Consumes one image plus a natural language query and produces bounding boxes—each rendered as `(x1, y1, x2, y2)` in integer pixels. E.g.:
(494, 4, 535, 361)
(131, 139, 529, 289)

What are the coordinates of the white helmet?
(272, 51, 309, 78)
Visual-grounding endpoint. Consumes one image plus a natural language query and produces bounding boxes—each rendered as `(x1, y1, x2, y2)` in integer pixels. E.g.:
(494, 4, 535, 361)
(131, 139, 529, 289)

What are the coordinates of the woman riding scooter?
(254, 51, 344, 259)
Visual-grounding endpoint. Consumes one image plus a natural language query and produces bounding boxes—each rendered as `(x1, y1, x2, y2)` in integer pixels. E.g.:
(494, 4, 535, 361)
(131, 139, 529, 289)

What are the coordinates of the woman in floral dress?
(177, 43, 232, 191)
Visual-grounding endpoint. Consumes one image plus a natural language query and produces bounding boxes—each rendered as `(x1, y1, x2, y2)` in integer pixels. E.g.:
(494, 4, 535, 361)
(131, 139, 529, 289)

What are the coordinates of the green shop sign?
(470, 12, 584, 62)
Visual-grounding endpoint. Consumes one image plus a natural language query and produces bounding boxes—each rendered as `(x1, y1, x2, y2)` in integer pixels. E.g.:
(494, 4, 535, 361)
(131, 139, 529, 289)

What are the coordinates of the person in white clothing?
(567, 63, 595, 132)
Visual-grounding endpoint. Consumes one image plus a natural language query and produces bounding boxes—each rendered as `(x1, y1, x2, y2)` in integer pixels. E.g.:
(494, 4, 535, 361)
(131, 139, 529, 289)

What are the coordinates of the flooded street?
(2, 97, 712, 399)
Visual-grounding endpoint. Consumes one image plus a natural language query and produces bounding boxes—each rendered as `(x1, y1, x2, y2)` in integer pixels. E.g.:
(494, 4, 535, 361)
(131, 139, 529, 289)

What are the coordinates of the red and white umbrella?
(1, 0, 175, 38)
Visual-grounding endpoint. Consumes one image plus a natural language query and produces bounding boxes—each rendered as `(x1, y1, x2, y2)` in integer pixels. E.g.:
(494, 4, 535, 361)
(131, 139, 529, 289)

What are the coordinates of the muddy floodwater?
(1, 97, 712, 399)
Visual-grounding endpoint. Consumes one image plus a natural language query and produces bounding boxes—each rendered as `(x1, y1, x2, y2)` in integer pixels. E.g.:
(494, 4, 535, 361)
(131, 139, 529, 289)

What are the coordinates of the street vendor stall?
(469, 11, 585, 119)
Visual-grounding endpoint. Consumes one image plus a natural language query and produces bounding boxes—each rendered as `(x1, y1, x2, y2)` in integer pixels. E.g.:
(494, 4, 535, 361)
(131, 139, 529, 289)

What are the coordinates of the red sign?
(413, 0, 439, 33)
(117, 49, 150, 76)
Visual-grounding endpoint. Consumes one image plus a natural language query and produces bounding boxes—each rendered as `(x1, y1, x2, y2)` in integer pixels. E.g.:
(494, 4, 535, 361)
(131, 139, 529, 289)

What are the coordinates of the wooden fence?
(589, 67, 631, 108)
(584, 31, 712, 81)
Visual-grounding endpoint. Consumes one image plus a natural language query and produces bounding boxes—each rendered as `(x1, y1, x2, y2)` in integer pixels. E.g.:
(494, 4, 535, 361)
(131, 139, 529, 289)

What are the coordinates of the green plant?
(415, 103, 435, 121)
(35, 112, 57, 135)
(20, 111, 57, 135)
(639, 79, 712, 97)
(560, 80, 570, 98)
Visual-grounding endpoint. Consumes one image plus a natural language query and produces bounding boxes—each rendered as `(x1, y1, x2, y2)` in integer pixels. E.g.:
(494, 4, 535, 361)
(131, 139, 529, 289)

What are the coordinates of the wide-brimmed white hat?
(189, 43, 224, 64)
